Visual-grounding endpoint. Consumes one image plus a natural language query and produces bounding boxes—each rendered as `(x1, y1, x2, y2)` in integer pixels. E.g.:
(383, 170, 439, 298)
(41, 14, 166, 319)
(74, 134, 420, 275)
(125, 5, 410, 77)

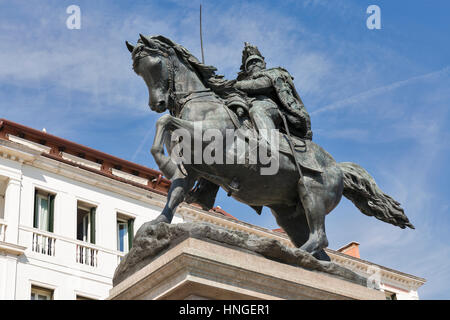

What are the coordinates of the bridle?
(132, 45, 177, 108)
(133, 44, 215, 118)
(163, 53, 214, 118)
(132, 46, 188, 115)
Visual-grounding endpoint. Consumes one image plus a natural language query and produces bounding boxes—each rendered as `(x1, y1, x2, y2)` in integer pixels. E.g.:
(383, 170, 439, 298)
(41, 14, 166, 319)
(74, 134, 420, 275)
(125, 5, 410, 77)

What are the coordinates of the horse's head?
(126, 35, 172, 113)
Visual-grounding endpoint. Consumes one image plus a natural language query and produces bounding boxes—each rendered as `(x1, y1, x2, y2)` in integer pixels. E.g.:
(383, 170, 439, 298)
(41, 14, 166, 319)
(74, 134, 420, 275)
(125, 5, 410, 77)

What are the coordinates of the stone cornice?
(0, 138, 168, 209)
(0, 241, 26, 256)
(0, 139, 40, 164)
(326, 250, 426, 291)
(0, 118, 170, 193)
(34, 154, 168, 208)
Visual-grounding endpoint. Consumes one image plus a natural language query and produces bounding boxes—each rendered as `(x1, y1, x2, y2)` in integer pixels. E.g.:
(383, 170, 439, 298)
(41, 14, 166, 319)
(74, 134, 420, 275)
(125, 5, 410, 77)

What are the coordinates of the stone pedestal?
(108, 237, 384, 300)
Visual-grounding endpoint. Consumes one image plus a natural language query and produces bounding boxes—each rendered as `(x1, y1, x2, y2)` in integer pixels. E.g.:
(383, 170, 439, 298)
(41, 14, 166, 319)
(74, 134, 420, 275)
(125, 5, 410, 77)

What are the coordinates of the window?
(77, 202, 96, 244)
(117, 215, 134, 254)
(33, 190, 55, 232)
(385, 291, 397, 300)
(30, 285, 53, 300)
(32, 190, 56, 256)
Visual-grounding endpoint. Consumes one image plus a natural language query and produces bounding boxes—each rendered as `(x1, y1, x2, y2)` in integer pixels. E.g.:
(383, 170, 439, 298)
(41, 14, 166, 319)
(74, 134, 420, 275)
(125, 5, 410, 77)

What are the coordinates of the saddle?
(223, 98, 323, 173)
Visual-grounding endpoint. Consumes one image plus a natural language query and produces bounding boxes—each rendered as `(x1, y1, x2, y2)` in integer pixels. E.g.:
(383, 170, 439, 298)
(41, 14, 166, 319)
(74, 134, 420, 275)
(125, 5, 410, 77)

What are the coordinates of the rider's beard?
(248, 64, 263, 75)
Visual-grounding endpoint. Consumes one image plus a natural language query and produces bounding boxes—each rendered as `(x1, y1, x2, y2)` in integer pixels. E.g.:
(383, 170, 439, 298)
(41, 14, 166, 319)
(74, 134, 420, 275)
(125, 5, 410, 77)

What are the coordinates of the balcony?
(76, 243, 98, 267)
(32, 230, 56, 256)
(19, 225, 125, 277)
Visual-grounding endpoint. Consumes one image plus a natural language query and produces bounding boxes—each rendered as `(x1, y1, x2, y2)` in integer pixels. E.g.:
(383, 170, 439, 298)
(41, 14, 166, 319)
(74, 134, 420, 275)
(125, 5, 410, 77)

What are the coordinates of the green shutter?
(33, 190, 39, 228)
(90, 207, 96, 244)
(128, 219, 134, 250)
(48, 194, 55, 233)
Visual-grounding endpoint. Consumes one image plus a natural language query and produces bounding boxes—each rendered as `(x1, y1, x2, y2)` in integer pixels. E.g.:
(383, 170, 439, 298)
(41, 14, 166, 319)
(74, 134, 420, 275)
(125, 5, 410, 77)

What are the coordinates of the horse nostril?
(149, 100, 166, 112)
(156, 100, 167, 110)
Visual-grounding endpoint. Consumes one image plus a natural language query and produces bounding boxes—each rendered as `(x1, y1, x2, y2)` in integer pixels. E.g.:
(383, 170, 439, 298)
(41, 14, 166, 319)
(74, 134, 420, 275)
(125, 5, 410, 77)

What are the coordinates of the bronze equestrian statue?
(125, 35, 414, 261)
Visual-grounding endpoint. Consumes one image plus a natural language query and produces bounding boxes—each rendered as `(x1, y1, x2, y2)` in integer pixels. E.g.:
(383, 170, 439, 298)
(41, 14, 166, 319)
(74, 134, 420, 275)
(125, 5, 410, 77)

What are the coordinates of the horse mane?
(143, 35, 234, 96)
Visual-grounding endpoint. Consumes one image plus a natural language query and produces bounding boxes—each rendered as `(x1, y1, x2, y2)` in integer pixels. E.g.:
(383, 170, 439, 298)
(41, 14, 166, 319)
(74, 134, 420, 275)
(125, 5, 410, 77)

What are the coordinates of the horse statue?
(125, 34, 414, 261)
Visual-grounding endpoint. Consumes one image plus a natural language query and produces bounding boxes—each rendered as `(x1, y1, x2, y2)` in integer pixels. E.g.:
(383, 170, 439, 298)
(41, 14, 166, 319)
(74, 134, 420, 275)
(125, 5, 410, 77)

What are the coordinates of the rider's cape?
(251, 67, 312, 140)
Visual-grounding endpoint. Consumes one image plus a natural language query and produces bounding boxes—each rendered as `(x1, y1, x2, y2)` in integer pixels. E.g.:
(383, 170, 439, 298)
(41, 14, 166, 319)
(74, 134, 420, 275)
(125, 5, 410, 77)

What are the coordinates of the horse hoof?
(151, 215, 170, 225)
(313, 249, 331, 261)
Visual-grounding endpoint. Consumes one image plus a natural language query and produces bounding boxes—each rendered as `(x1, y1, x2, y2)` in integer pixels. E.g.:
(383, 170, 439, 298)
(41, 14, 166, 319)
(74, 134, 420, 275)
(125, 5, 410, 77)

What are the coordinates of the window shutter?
(48, 194, 55, 233)
(90, 207, 96, 244)
(128, 219, 134, 251)
(33, 190, 39, 228)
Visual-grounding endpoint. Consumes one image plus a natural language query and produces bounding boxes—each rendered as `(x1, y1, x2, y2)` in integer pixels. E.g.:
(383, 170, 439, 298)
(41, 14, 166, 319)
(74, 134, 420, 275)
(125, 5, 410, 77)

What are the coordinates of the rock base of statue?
(108, 221, 384, 300)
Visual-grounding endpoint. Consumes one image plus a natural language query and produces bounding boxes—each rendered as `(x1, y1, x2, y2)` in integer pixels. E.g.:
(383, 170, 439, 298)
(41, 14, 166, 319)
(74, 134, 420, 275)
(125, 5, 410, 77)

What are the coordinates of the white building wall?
(0, 154, 175, 300)
(380, 282, 419, 300)
(15, 256, 113, 300)
(0, 254, 19, 299)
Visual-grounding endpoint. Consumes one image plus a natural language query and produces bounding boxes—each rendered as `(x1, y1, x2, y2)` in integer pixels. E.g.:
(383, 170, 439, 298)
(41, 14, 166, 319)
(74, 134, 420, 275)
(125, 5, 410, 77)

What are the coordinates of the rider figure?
(234, 42, 313, 143)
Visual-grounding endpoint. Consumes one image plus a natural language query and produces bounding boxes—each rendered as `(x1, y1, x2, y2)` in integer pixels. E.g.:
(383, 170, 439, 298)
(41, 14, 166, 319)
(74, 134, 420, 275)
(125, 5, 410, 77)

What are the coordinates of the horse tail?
(338, 162, 414, 229)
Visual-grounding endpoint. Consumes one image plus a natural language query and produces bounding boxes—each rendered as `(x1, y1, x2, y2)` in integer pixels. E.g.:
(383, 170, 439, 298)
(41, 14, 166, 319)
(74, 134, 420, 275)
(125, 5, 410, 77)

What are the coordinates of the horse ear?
(125, 41, 134, 53)
(139, 34, 156, 48)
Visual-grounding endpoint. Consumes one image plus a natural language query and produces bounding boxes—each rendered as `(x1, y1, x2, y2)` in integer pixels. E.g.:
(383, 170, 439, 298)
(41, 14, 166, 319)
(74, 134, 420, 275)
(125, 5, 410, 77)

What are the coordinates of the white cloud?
(312, 66, 450, 116)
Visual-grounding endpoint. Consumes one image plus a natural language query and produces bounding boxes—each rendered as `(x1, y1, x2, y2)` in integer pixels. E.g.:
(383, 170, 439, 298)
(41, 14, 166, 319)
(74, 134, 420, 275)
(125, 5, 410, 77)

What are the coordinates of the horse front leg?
(150, 115, 199, 224)
(153, 169, 196, 224)
(151, 114, 203, 178)
(151, 114, 177, 179)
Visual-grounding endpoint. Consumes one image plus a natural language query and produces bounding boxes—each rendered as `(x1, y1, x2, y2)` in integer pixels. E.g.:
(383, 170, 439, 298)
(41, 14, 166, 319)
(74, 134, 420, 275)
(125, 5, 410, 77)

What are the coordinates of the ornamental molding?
(111, 168, 149, 186)
(7, 134, 51, 154)
(61, 152, 102, 171)
(1, 138, 168, 209)
(0, 241, 26, 256)
(33, 155, 167, 209)
(328, 252, 425, 291)
(0, 139, 40, 164)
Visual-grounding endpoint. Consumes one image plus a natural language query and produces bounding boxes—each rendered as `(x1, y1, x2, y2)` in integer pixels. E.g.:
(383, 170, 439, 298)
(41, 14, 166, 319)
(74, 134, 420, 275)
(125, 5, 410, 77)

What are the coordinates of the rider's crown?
(241, 42, 266, 72)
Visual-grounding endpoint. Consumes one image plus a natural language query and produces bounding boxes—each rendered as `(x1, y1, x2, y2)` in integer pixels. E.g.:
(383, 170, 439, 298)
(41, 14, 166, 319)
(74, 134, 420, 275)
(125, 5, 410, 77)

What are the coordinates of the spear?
(200, 4, 205, 64)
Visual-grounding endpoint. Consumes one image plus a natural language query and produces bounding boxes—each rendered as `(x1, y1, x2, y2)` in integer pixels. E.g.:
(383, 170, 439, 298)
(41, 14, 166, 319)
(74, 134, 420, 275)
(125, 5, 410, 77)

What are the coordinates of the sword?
(278, 110, 314, 230)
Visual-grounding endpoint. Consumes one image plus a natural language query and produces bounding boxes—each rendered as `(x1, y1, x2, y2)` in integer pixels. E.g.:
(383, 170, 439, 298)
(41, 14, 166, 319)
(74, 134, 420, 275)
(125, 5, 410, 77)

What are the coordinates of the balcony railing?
(76, 243, 98, 267)
(32, 230, 56, 256)
(19, 225, 128, 276)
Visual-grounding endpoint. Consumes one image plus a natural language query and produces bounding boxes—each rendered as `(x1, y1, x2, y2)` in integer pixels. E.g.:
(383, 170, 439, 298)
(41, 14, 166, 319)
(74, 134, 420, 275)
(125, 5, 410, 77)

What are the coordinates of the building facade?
(0, 119, 425, 300)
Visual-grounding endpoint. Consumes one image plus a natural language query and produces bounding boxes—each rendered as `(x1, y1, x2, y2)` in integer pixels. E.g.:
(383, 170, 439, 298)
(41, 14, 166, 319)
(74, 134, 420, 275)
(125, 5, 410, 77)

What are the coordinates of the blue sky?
(0, 0, 449, 299)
